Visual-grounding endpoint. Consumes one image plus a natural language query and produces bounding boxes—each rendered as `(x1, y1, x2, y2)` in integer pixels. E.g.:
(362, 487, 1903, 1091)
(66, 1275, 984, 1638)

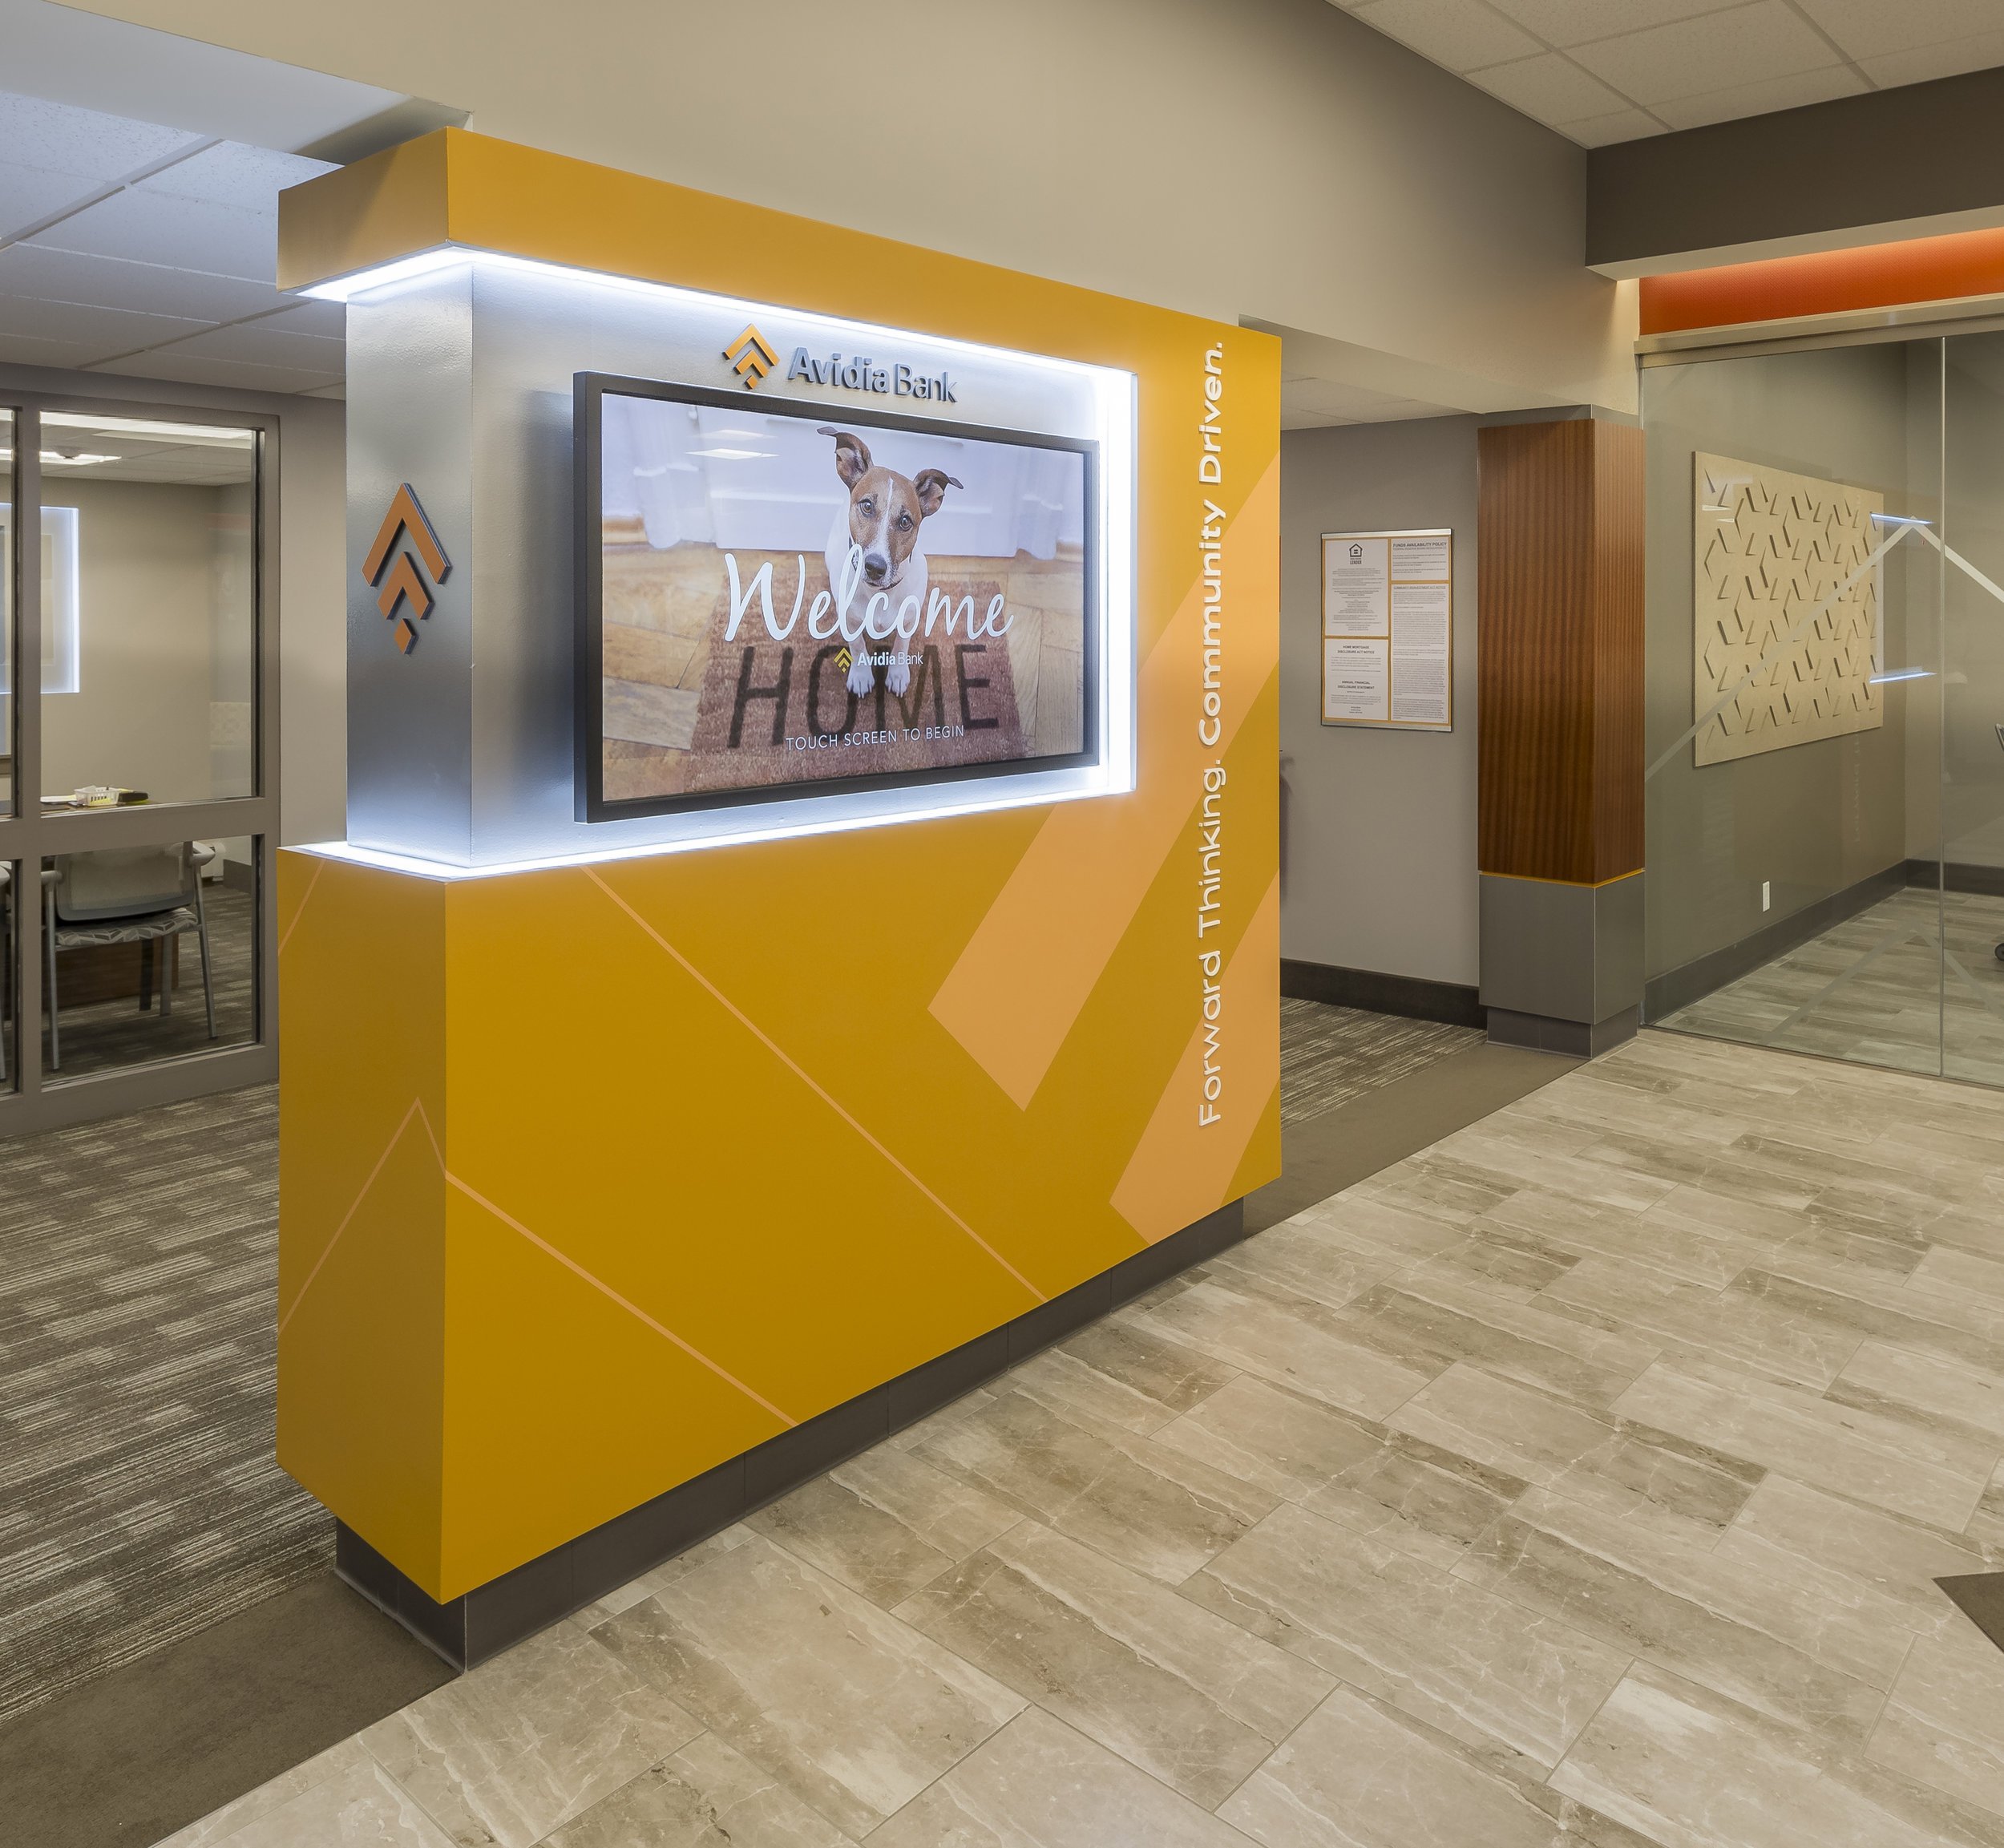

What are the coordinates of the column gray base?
(336, 1196, 1250, 1673)
(1486, 1004, 1638, 1058)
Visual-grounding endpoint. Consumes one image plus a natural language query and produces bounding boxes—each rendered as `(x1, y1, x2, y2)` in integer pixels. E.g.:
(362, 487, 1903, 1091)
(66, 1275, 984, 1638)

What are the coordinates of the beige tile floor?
(160, 1030, 2004, 1846)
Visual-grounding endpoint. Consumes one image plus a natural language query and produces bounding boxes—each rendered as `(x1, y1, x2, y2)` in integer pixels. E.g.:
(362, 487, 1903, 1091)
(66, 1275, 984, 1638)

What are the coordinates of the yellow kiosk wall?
(276, 132, 1280, 1603)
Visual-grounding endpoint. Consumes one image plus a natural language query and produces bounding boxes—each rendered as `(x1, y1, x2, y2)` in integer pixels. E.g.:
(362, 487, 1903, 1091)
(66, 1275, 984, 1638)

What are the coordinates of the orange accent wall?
(1638, 227, 2004, 336)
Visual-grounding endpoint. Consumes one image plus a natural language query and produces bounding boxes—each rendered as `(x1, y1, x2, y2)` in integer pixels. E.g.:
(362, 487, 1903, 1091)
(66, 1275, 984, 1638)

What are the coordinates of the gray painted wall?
(1641, 341, 1939, 982)
(1279, 418, 1480, 987)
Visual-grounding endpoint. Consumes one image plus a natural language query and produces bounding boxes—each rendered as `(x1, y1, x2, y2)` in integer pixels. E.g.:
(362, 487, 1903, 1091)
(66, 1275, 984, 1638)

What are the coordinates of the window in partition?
(37, 413, 257, 808)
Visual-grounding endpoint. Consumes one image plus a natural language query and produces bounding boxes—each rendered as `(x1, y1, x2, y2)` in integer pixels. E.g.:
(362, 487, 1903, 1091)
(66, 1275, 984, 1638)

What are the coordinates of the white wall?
(41, 477, 223, 802)
(275, 393, 346, 845)
(61, 0, 1634, 413)
(1279, 417, 1480, 986)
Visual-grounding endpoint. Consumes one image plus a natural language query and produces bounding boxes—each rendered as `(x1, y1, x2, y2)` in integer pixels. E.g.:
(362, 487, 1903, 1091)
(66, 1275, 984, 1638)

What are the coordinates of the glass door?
(1941, 333, 2004, 1085)
(1640, 337, 1950, 1080)
(0, 394, 277, 1130)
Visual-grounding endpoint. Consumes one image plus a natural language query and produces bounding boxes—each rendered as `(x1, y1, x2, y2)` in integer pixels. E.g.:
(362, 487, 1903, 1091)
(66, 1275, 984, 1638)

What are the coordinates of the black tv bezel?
(574, 371, 1101, 824)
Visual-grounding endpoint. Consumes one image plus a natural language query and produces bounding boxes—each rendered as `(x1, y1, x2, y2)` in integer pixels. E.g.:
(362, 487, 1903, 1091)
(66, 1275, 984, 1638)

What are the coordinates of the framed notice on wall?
(1319, 528, 1452, 731)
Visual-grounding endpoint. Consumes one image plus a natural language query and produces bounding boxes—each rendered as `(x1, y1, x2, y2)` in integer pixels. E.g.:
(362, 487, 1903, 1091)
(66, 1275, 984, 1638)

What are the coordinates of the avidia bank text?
(786, 349, 958, 402)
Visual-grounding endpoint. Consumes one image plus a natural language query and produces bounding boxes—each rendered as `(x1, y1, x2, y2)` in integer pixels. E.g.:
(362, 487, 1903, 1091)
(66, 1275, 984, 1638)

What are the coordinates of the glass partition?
(1642, 338, 1951, 1080)
(1941, 334, 2004, 1085)
(37, 412, 257, 809)
(1, 407, 14, 811)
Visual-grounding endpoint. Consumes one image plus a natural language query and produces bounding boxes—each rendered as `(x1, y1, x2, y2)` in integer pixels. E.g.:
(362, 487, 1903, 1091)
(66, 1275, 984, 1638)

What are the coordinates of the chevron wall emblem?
(365, 483, 453, 654)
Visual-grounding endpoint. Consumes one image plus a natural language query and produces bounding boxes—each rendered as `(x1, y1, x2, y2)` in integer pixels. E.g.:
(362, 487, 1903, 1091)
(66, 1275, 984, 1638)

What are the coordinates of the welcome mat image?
(685, 569, 1026, 792)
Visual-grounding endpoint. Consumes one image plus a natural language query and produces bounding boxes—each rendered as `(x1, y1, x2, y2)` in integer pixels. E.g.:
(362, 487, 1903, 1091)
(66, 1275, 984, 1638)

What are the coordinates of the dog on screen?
(819, 426, 962, 698)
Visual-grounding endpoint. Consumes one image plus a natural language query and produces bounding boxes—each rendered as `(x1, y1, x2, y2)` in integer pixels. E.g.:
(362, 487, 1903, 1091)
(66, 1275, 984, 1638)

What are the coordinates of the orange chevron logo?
(723, 325, 779, 390)
(364, 483, 451, 655)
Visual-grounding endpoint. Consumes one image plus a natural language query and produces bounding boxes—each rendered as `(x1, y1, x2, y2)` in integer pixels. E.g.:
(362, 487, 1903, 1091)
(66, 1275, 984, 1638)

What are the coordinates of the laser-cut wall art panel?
(1693, 451, 1885, 767)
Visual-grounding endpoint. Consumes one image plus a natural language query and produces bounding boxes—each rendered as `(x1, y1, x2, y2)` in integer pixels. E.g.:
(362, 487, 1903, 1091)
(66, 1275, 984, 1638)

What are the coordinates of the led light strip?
(305, 244, 1140, 880)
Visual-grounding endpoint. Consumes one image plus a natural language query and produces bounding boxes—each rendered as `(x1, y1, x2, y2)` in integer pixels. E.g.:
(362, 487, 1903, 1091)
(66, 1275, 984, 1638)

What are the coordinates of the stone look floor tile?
(360, 1619, 701, 1848)
(1455, 1499, 1894, 1747)
(540, 1729, 856, 1846)
(589, 1533, 1022, 1838)
(1865, 1614, 2004, 1820)
(907, 1386, 1275, 1586)
(1388, 1363, 1764, 1537)
(152, 1029, 2004, 1848)
(1128, 1278, 1437, 1421)
(896, 1518, 1331, 1807)
(1187, 1500, 1630, 1774)
(168, 1756, 458, 1848)
(1613, 1357, 1994, 1531)
(1554, 1662, 2000, 1848)
(1220, 1684, 1650, 1848)
(1727, 1475, 1986, 1632)
(867, 1705, 1252, 1848)
(152, 1739, 375, 1848)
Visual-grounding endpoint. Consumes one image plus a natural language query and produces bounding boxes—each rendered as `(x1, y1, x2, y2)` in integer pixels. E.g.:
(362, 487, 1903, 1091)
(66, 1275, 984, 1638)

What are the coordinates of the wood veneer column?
(1476, 416, 1645, 1055)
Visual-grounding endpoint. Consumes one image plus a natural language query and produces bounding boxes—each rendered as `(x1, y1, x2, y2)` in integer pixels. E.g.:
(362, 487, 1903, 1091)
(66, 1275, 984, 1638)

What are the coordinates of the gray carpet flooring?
(0, 1082, 331, 1726)
(0, 995, 1480, 1736)
(1277, 994, 1484, 1125)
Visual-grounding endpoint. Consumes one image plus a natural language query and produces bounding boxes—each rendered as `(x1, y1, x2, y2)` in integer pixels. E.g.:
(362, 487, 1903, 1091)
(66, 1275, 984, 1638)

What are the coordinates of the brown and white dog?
(819, 426, 961, 697)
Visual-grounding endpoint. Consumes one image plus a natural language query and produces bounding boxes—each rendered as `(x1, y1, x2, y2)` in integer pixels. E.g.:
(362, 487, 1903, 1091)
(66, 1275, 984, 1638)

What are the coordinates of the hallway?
(159, 1030, 2004, 1847)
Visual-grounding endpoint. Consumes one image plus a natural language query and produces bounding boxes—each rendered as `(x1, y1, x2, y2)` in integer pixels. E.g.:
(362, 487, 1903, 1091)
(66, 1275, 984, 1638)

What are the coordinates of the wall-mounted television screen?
(576, 374, 1099, 822)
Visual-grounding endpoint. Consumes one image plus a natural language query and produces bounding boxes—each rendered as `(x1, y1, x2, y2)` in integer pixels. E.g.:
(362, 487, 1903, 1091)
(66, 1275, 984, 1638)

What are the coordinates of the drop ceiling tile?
(0, 91, 196, 183)
(1481, 0, 1731, 49)
(1651, 63, 1866, 129)
(1354, 0, 1542, 72)
(91, 349, 345, 394)
(1568, 1, 1836, 107)
(31, 188, 276, 283)
(299, 382, 347, 401)
(0, 292, 208, 351)
(0, 160, 99, 238)
(0, 244, 281, 321)
(152, 321, 345, 371)
(1558, 107, 1668, 146)
(0, 328, 114, 370)
(136, 140, 334, 212)
(257, 297, 345, 338)
(1793, 0, 2004, 62)
(1465, 51, 1631, 121)
(1281, 408, 1354, 430)
(1858, 29, 2004, 87)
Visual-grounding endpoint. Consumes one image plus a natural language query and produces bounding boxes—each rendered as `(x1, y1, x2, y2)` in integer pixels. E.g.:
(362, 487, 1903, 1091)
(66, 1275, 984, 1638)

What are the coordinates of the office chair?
(42, 843, 217, 1070)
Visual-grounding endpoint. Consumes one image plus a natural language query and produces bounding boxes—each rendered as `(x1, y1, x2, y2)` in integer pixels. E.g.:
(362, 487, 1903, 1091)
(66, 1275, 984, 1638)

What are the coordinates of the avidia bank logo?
(723, 325, 779, 389)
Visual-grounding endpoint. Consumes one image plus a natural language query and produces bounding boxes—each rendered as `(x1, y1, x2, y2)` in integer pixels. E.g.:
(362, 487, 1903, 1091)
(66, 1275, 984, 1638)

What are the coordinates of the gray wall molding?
(1589, 66, 2004, 275)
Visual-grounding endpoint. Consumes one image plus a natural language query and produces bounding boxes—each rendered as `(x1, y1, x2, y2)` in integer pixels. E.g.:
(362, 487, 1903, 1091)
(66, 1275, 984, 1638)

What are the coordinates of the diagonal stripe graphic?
(583, 868, 1047, 1304)
(444, 1170, 796, 1428)
(281, 1092, 794, 1428)
(929, 455, 1279, 1108)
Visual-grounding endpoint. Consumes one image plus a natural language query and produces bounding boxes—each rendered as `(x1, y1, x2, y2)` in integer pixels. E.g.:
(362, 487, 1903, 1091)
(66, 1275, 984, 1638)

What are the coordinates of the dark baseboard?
(1907, 858, 2004, 899)
(1486, 1005, 1638, 1058)
(337, 1197, 1250, 1673)
(1643, 861, 1905, 1021)
(1281, 958, 1485, 1029)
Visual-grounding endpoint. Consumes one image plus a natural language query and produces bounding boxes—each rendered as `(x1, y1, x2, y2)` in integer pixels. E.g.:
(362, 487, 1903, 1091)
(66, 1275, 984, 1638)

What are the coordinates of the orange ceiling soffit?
(1640, 228, 2004, 337)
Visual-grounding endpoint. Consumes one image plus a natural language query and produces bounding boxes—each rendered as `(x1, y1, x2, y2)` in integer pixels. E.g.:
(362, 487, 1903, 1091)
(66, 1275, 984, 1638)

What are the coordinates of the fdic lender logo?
(364, 483, 451, 654)
(724, 326, 779, 390)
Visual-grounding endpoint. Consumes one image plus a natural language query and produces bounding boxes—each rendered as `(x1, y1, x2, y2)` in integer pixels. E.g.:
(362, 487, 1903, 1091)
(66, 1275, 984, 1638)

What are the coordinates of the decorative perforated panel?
(1692, 452, 1885, 767)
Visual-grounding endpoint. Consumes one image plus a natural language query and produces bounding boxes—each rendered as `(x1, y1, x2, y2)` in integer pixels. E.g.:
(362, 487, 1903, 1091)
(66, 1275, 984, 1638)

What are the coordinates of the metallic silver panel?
(1479, 870, 1643, 1027)
(343, 269, 475, 864)
(342, 257, 1117, 867)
